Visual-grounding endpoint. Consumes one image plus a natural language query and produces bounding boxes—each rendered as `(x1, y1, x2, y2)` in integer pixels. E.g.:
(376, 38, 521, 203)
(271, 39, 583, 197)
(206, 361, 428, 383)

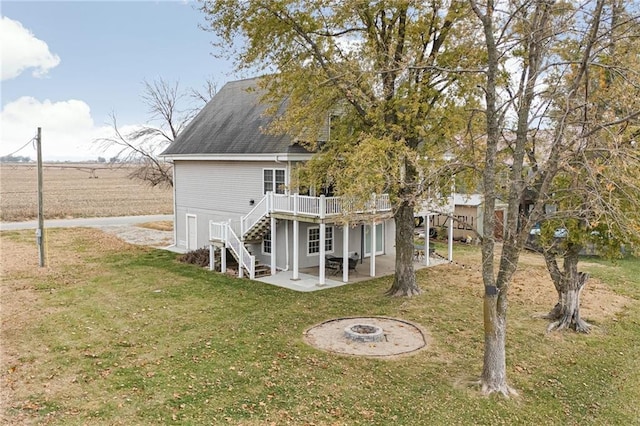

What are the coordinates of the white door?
(364, 223, 384, 257)
(186, 214, 197, 251)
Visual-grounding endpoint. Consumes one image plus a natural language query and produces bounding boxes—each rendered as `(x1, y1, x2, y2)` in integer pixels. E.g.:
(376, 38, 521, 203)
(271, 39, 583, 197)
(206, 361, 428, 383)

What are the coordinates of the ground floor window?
(308, 226, 333, 255)
(262, 231, 271, 254)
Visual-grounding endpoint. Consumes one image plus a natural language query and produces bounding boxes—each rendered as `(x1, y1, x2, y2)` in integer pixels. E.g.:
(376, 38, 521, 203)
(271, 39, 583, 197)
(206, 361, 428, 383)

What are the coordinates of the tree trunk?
(481, 290, 514, 396)
(481, 291, 506, 393)
(549, 271, 590, 333)
(386, 200, 420, 297)
(543, 249, 591, 333)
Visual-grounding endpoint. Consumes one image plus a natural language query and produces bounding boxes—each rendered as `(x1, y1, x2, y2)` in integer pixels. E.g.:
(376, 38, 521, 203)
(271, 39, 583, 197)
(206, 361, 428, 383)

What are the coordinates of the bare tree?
(466, 0, 640, 396)
(97, 77, 216, 187)
(534, 0, 640, 332)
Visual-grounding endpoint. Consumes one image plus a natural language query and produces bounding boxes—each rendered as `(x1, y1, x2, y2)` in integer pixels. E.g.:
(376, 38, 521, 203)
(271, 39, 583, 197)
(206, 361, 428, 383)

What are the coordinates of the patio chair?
(326, 254, 359, 275)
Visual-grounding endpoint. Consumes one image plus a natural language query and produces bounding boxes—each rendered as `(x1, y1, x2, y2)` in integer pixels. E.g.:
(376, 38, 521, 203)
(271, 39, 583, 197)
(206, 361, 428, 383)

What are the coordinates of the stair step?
(254, 269, 271, 278)
(242, 263, 271, 278)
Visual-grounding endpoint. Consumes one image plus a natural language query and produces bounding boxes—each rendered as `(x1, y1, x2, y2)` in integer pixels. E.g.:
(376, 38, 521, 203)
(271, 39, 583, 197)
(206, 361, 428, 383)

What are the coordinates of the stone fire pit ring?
(344, 323, 385, 342)
(304, 316, 428, 358)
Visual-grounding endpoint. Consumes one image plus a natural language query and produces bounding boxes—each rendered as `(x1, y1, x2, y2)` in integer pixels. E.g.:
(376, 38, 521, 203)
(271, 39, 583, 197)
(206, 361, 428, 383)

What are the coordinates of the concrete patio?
(255, 251, 450, 292)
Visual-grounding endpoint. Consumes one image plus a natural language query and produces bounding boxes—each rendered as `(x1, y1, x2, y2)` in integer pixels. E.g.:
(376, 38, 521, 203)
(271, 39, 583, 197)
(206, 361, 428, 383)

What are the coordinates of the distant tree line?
(0, 155, 32, 163)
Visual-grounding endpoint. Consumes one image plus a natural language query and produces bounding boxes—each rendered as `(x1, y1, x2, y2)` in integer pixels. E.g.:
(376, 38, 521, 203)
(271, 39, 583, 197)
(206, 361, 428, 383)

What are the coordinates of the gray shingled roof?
(161, 77, 309, 156)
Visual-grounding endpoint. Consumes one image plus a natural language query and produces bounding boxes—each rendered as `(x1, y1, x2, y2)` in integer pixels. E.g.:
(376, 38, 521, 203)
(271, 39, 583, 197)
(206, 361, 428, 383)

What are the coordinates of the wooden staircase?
(243, 216, 270, 242)
(209, 199, 273, 279)
(253, 263, 271, 278)
(238, 216, 271, 277)
(231, 251, 270, 278)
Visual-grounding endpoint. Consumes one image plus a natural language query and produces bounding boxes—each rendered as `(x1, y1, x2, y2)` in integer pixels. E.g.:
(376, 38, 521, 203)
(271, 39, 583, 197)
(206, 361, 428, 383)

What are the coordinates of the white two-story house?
(162, 77, 451, 286)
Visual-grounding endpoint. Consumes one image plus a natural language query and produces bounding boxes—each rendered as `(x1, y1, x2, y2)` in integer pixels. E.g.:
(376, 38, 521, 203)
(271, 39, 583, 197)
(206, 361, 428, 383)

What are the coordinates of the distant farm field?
(0, 163, 173, 222)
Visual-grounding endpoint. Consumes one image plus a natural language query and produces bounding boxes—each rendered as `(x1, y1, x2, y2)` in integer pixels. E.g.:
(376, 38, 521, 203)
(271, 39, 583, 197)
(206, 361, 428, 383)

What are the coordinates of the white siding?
(173, 160, 292, 251)
(263, 219, 395, 270)
(171, 159, 396, 267)
(175, 160, 274, 214)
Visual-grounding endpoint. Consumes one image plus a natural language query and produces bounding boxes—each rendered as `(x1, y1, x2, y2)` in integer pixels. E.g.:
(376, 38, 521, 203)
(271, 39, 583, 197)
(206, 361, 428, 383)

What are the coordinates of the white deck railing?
(241, 196, 269, 237)
(269, 192, 391, 218)
(209, 221, 255, 279)
(209, 192, 391, 280)
(219, 192, 391, 246)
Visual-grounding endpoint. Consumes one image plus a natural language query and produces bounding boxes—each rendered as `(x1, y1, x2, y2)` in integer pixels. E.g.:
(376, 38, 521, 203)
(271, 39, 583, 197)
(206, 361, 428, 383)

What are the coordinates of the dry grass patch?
(0, 163, 172, 221)
(136, 221, 174, 232)
(449, 244, 629, 325)
(1, 228, 148, 424)
(1, 232, 638, 425)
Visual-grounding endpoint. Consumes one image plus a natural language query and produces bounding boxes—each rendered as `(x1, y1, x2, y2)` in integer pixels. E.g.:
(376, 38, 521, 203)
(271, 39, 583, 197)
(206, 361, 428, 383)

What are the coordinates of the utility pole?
(36, 127, 45, 267)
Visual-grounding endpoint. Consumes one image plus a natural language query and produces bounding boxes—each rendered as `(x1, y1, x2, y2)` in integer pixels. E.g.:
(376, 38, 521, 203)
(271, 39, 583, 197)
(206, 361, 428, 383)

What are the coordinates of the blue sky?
(1, 0, 240, 160)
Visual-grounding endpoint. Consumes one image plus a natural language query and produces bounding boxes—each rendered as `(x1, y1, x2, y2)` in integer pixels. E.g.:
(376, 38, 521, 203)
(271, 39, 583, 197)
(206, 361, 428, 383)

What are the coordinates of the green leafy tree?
(200, 0, 482, 296)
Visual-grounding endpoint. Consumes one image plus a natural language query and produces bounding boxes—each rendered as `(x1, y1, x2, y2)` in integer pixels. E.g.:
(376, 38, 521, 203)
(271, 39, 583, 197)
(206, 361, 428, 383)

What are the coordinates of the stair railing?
(223, 221, 255, 279)
(241, 194, 270, 237)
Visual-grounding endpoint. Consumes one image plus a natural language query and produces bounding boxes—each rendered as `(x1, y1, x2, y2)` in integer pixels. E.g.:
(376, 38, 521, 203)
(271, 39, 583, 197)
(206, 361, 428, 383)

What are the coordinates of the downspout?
(172, 161, 177, 247)
(283, 219, 290, 271)
(360, 225, 365, 263)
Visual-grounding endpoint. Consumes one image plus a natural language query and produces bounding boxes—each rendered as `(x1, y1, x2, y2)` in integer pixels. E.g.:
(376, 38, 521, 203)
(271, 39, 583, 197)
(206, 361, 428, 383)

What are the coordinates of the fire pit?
(344, 323, 384, 342)
(304, 317, 428, 357)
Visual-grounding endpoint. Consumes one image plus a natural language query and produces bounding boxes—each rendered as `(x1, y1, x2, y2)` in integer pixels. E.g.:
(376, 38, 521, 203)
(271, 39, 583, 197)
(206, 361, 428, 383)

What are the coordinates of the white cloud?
(0, 96, 120, 161)
(1, 16, 61, 81)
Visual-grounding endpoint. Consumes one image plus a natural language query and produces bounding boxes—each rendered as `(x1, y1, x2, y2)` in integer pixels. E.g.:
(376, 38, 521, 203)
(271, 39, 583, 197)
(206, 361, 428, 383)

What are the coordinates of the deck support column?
(370, 221, 376, 277)
(424, 215, 430, 266)
(292, 219, 299, 280)
(319, 222, 326, 285)
(221, 240, 227, 274)
(270, 216, 277, 275)
(448, 214, 454, 262)
(209, 244, 215, 271)
(342, 224, 349, 283)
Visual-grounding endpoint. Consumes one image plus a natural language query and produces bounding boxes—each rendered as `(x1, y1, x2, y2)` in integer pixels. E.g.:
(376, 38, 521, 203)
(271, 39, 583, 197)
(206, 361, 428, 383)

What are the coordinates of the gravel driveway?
(97, 225, 174, 249)
(1, 215, 176, 250)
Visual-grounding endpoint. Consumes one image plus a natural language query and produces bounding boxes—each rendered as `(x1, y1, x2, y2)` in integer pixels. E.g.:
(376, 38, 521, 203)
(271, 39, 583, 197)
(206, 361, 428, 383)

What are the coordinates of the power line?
(1, 134, 37, 158)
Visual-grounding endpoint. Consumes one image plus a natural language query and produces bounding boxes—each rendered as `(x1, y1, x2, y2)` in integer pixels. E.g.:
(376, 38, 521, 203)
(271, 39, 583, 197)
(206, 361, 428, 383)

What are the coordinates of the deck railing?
(213, 193, 392, 241)
(209, 192, 391, 279)
(209, 221, 255, 279)
(241, 196, 269, 237)
(269, 192, 391, 218)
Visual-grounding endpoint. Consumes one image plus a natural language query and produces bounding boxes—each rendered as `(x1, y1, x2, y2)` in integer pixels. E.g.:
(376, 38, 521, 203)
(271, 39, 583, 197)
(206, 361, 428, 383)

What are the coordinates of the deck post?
(209, 244, 215, 271)
(370, 221, 376, 277)
(448, 213, 454, 262)
(319, 222, 326, 285)
(228, 220, 242, 278)
(221, 229, 227, 273)
(449, 182, 455, 262)
(319, 194, 325, 219)
(270, 216, 277, 275)
(425, 215, 430, 266)
(342, 224, 349, 283)
(221, 246, 227, 273)
(292, 219, 299, 280)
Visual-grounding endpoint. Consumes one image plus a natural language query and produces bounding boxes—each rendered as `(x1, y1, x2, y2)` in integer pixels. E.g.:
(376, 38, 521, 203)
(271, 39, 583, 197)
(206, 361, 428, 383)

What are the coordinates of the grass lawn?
(1, 228, 639, 425)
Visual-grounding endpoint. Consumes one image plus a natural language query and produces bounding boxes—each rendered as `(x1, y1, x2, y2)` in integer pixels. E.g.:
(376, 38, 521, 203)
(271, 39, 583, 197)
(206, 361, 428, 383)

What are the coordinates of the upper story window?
(264, 169, 286, 194)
